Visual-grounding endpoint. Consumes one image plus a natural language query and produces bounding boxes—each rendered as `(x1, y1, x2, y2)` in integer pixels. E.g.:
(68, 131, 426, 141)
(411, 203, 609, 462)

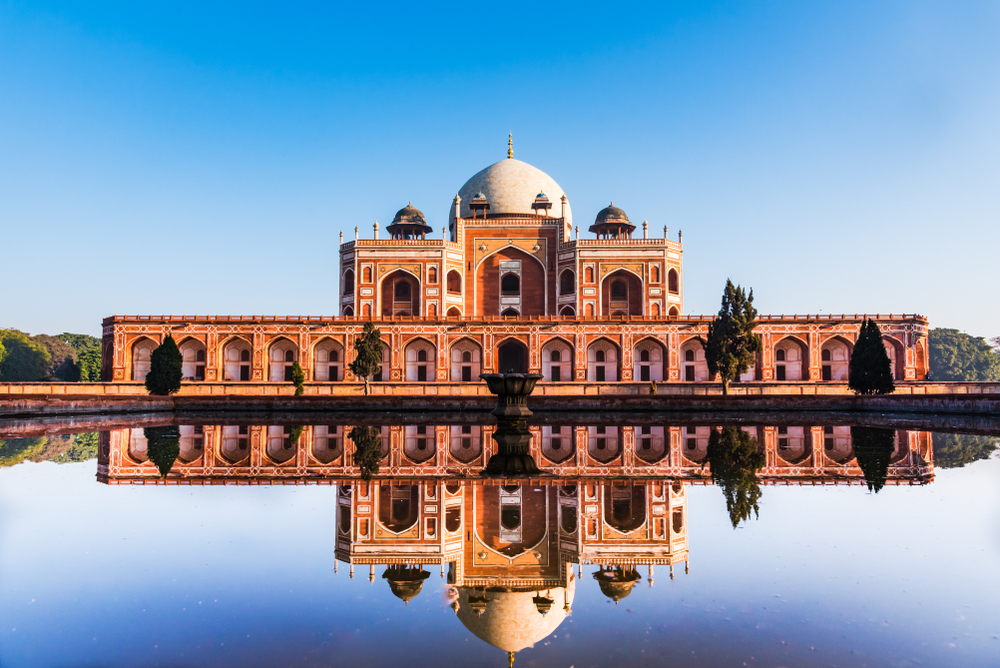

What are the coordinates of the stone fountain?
(479, 372, 545, 478)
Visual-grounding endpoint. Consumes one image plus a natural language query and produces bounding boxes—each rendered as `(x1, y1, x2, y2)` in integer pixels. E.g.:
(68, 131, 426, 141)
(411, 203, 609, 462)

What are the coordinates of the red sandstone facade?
(101, 150, 930, 386)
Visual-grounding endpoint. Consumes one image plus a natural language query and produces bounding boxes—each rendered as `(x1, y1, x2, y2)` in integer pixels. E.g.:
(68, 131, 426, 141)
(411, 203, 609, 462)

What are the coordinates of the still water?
(1, 413, 998, 667)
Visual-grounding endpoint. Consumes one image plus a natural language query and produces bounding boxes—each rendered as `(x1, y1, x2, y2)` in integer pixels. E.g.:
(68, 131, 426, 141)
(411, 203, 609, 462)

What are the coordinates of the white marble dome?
(455, 582, 575, 653)
(450, 158, 572, 229)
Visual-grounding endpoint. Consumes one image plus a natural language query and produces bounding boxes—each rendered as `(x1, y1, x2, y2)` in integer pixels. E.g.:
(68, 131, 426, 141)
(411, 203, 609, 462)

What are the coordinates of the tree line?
(0, 330, 101, 382)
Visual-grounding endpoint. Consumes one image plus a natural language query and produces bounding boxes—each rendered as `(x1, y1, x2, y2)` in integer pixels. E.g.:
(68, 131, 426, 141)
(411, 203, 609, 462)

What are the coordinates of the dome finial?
(507, 133, 513, 159)
(508, 651, 515, 668)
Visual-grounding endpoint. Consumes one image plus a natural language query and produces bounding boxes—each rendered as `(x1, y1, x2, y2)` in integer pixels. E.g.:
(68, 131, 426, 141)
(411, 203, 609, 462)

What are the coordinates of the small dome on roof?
(595, 203, 629, 225)
(392, 202, 428, 226)
(589, 202, 636, 235)
(593, 566, 641, 603)
(383, 565, 431, 604)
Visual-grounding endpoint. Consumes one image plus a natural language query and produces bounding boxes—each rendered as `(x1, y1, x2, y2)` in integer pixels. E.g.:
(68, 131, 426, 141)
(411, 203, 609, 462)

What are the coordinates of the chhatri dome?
(449, 136, 573, 231)
(454, 582, 576, 656)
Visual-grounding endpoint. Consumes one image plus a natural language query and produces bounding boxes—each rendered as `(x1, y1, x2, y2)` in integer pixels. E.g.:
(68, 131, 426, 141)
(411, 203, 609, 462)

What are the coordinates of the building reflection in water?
(335, 478, 687, 658)
(94, 420, 934, 661)
(99, 422, 933, 485)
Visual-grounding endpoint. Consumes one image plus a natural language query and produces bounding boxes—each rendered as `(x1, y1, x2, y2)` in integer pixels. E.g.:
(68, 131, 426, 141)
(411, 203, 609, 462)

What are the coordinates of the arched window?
(428, 266, 438, 283)
(343, 269, 355, 295)
(685, 349, 694, 362)
(542, 339, 572, 382)
(822, 349, 831, 361)
(447, 270, 462, 294)
(362, 267, 372, 283)
(405, 340, 435, 382)
(640, 350, 650, 362)
(776, 349, 786, 362)
(560, 270, 575, 294)
(668, 306, 679, 317)
(196, 350, 205, 362)
(240, 349, 250, 362)
(501, 273, 520, 296)
(501, 308, 519, 317)
(596, 350, 605, 363)
(450, 340, 482, 382)
(585, 267, 594, 283)
(395, 281, 411, 301)
(611, 280, 627, 300)
(651, 266, 660, 283)
(668, 269, 679, 294)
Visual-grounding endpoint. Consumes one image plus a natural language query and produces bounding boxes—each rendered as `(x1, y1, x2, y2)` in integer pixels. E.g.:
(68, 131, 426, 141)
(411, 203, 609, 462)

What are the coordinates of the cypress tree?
(848, 319, 896, 395)
(349, 425, 383, 481)
(145, 425, 180, 477)
(145, 335, 183, 395)
(699, 280, 762, 395)
(349, 322, 384, 396)
(290, 361, 305, 396)
(851, 426, 895, 493)
(707, 426, 766, 528)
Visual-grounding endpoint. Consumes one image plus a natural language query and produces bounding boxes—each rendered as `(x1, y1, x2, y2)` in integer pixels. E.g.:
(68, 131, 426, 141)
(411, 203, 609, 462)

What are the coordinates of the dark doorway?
(498, 340, 528, 373)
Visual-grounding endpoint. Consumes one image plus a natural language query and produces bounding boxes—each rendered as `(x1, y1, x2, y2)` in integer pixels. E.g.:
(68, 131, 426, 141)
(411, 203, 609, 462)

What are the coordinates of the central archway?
(497, 339, 528, 374)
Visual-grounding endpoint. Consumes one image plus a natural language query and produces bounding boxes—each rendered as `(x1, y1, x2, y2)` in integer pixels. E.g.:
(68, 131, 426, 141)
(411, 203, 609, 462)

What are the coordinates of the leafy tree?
(289, 425, 304, 446)
(32, 334, 80, 380)
(145, 336, 183, 395)
(698, 280, 762, 395)
(145, 425, 181, 477)
(851, 426, 896, 493)
(707, 426, 766, 528)
(932, 433, 999, 469)
(291, 361, 305, 396)
(57, 333, 102, 381)
(848, 319, 895, 395)
(349, 322, 384, 396)
(349, 425, 382, 481)
(928, 328, 1000, 381)
(0, 437, 48, 467)
(0, 329, 51, 381)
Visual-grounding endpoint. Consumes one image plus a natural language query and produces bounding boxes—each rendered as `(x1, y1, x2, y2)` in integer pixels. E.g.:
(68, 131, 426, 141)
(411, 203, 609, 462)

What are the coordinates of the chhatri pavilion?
(102, 137, 929, 387)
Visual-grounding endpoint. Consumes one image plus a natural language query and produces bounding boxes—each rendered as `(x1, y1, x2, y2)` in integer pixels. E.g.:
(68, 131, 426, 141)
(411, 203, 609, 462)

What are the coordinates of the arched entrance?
(497, 339, 528, 374)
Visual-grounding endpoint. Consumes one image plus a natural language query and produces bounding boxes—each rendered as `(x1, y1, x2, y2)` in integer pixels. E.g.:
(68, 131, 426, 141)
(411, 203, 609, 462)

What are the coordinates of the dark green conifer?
(707, 426, 766, 528)
(349, 322, 384, 396)
(349, 425, 383, 481)
(145, 425, 180, 477)
(848, 319, 895, 395)
(290, 361, 305, 396)
(144, 335, 183, 395)
(850, 426, 896, 493)
(698, 280, 762, 395)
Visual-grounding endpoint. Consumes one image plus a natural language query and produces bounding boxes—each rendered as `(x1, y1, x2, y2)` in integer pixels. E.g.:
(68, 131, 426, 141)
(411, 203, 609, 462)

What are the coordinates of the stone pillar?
(373, 221, 379, 240)
(574, 332, 587, 381)
(810, 426, 826, 471)
(760, 332, 773, 381)
(620, 329, 633, 381)
(642, 220, 648, 239)
(807, 331, 820, 381)
(205, 331, 219, 381)
(250, 426, 265, 467)
(252, 332, 265, 381)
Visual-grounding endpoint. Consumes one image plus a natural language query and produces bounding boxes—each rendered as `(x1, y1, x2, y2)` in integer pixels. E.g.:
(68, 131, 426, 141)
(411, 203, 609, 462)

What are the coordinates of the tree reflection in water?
(349, 425, 382, 481)
(707, 426, 765, 528)
(144, 425, 180, 478)
(851, 426, 896, 493)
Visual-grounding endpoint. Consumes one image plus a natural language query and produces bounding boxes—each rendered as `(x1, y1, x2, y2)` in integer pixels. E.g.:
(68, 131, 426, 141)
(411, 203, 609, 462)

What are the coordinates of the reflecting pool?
(1, 413, 998, 667)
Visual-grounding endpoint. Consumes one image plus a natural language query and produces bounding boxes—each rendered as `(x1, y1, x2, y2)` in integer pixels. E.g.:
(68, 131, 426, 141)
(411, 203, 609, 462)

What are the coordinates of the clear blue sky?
(2, 1, 997, 338)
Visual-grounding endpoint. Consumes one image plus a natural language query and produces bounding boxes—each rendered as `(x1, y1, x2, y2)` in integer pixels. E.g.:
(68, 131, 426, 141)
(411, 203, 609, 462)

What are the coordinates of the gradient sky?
(1, 2, 998, 338)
